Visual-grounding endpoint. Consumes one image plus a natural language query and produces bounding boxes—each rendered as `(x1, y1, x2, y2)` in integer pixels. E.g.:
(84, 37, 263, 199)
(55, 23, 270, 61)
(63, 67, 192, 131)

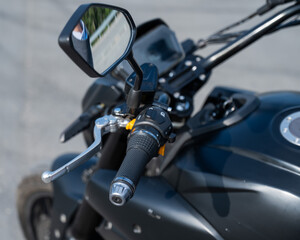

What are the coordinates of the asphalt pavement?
(1, 0, 300, 239)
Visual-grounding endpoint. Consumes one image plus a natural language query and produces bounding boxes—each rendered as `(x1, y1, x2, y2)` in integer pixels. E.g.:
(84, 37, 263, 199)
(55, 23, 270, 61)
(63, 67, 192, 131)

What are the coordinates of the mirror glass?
(71, 6, 132, 75)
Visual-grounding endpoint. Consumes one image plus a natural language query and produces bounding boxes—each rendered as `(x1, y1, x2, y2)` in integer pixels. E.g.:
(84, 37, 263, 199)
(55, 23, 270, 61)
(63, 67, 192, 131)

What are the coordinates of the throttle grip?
(109, 133, 159, 206)
(109, 106, 173, 206)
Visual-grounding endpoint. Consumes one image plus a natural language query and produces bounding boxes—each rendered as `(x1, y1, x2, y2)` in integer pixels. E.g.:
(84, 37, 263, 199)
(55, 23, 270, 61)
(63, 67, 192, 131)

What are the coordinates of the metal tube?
(202, 3, 300, 72)
(126, 52, 144, 91)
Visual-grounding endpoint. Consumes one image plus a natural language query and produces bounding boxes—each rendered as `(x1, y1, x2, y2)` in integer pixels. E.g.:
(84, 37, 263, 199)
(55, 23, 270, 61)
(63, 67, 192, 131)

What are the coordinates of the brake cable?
(197, 0, 298, 49)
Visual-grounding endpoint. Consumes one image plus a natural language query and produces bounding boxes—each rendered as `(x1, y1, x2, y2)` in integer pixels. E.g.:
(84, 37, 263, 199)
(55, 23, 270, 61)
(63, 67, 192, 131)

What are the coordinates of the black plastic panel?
(86, 170, 223, 240)
(50, 154, 97, 240)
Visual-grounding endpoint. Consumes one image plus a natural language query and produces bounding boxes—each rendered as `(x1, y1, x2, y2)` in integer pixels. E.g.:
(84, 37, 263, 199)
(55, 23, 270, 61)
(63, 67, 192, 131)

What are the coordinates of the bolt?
(114, 107, 121, 114)
(133, 224, 142, 234)
(196, 57, 201, 62)
(104, 222, 113, 230)
(173, 92, 180, 98)
(60, 214, 67, 223)
(169, 71, 175, 77)
(54, 229, 61, 238)
(185, 60, 192, 66)
(167, 107, 172, 112)
(179, 95, 185, 101)
(176, 104, 184, 112)
(192, 66, 197, 71)
(176, 101, 190, 112)
(199, 74, 206, 81)
(159, 78, 166, 83)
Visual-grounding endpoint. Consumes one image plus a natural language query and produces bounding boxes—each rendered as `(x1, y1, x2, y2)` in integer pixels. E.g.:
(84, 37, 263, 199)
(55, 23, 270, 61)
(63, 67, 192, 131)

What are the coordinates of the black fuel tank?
(174, 91, 300, 240)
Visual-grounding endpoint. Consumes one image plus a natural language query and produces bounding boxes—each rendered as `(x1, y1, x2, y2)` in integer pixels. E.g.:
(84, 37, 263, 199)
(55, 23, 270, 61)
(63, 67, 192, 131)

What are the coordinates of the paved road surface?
(1, 0, 300, 239)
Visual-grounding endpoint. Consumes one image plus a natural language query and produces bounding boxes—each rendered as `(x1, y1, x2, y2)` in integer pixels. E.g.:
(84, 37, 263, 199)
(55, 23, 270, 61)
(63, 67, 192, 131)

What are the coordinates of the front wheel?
(17, 171, 53, 240)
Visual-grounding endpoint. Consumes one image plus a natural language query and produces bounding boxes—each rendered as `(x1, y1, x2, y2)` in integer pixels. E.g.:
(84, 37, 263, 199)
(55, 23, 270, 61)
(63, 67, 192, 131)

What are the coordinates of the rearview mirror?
(59, 4, 136, 77)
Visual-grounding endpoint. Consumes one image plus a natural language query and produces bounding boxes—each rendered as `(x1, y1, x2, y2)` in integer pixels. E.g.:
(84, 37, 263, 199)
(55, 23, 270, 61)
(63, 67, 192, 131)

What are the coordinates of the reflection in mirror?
(71, 6, 132, 75)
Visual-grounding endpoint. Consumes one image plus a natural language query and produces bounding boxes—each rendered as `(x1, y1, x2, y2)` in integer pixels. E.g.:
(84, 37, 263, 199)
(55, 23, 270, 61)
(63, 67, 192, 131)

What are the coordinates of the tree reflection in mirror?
(71, 6, 131, 75)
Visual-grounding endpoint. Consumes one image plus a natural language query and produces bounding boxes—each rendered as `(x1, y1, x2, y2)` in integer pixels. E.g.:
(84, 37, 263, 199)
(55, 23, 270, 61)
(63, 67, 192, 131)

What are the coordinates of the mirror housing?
(58, 3, 137, 77)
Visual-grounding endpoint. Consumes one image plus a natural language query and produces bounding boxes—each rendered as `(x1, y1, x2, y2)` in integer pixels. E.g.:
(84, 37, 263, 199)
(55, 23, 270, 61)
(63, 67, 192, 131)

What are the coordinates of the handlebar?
(109, 106, 174, 206)
(109, 131, 160, 206)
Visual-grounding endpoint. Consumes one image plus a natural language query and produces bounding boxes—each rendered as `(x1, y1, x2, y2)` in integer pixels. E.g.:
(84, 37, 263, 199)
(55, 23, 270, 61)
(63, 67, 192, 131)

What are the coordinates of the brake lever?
(41, 115, 130, 183)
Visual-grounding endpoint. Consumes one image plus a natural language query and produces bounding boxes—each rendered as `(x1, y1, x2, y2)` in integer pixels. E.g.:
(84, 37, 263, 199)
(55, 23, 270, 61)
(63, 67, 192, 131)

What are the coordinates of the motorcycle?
(17, 1, 300, 239)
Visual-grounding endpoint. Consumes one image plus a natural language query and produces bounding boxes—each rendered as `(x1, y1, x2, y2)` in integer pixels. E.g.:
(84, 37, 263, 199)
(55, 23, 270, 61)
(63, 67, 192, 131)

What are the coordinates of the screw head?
(173, 92, 180, 98)
(159, 78, 166, 83)
(54, 229, 61, 238)
(169, 71, 175, 77)
(133, 224, 142, 234)
(185, 60, 192, 66)
(179, 95, 185, 101)
(199, 74, 206, 81)
(60, 214, 67, 223)
(114, 107, 121, 114)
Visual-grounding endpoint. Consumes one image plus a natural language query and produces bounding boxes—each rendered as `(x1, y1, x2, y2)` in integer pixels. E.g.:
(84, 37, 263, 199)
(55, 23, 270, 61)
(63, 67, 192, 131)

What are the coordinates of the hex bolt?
(185, 60, 192, 66)
(169, 71, 175, 77)
(60, 214, 67, 223)
(173, 92, 180, 99)
(133, 224, 142, 234)
(114, 107, 121, 114)
(179, 95, 185, 101)
(158, 78, 166, 83)
(54, 229, 61, 239)
(199, 74, 206, 81)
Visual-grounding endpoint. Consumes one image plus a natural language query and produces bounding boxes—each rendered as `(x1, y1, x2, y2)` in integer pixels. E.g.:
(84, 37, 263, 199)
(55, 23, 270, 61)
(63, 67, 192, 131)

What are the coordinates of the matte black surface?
(159, 54, 209, 95)
(82, 75, 124, 111)
(49, 154, 97, 240)
(160, 86, 259, 173)
(171, 91, 300, 240)
(81, 76, 124, 146)
(114, 134, 159, 187)
(69, 199, 103, 240)
(134, 106, 173, 140)
(61, 105, 104, 143)
(125, 63, 158, 104)
(87, 170, 223, 240)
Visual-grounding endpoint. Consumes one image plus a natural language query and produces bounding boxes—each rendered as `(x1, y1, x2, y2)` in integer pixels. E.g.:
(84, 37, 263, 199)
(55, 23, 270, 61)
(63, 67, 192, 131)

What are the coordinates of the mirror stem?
(126, 52, 143, 91)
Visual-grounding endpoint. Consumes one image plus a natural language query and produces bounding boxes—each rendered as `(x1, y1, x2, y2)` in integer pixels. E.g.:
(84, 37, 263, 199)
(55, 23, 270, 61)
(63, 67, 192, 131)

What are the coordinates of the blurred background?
(1, 0, 299, 238)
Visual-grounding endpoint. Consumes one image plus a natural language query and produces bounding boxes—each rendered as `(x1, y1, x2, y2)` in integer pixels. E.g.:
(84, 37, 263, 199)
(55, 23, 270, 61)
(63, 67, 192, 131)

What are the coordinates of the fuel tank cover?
(280, 111, 300, 146)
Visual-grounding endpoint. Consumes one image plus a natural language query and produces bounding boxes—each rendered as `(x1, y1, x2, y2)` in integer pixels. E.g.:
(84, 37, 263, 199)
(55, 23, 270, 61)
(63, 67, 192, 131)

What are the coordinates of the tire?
(17, 170, 53, 240)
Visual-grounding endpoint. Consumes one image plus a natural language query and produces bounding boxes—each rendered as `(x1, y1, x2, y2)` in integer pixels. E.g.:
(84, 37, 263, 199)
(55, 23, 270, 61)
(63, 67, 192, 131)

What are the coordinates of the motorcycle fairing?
(49, 154, 97, 240)
(86, 169, 224, 240)
(174, 91, 300, 240)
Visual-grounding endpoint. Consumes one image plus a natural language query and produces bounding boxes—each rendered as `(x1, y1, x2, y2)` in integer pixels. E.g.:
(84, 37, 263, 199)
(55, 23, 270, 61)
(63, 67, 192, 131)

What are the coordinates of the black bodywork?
(51, 89, 300, 240)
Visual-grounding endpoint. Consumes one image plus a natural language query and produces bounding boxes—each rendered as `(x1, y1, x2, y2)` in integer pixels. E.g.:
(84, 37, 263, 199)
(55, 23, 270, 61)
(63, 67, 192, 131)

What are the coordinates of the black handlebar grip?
(109, 132, 159, 206)
(116, 133, 159, 184)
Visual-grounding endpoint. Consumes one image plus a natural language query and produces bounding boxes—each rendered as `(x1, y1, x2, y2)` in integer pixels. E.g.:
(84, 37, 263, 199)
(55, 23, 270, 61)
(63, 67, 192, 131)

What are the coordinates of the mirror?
(66, 5, 136, 76)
